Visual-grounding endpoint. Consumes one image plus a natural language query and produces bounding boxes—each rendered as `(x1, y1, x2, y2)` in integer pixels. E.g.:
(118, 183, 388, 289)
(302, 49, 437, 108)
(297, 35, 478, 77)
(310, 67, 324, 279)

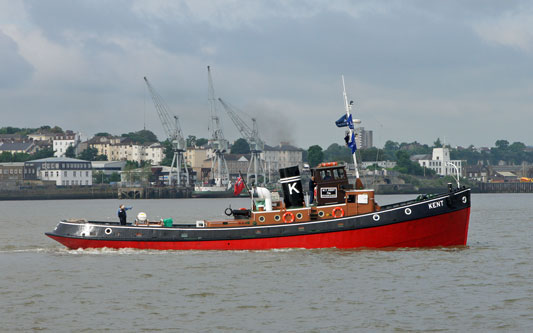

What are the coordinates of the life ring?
(283, 212, 295, 223)
(332, 207, 345, 218)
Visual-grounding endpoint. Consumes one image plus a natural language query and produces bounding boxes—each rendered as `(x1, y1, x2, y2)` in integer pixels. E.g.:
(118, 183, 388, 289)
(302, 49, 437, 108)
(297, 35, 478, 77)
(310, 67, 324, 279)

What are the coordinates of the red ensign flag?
(234, 177, 245, 196)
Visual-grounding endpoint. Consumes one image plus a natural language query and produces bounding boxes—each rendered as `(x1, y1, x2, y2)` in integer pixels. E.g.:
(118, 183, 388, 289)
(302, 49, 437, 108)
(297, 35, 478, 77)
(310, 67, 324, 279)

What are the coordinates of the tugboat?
(45, 77, 471, 250)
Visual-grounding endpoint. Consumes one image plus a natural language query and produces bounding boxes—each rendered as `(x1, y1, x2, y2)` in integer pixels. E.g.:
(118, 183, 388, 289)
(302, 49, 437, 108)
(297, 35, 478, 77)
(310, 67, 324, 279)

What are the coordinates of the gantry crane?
(143, 76, 189, 186)
(218, 98, 265, 186)
(206, 66, 230, 187)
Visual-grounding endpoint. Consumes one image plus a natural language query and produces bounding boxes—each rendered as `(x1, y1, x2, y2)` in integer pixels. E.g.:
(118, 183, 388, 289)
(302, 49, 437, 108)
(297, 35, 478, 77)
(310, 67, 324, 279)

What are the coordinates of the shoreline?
(1, 182, 532, 200)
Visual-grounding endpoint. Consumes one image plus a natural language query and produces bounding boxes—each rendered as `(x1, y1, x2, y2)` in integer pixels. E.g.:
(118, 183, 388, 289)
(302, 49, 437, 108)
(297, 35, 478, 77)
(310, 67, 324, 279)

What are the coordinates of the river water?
(0, 194, 531, 332)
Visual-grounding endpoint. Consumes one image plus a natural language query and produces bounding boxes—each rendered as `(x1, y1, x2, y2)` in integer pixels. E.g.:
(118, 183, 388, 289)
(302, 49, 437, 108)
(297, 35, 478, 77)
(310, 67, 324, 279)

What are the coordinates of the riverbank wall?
(0, 185, 192, 200)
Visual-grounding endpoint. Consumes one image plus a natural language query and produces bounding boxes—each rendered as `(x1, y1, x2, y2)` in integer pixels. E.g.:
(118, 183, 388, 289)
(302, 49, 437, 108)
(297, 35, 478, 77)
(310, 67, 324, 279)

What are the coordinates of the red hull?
(47, 208, 470, 250)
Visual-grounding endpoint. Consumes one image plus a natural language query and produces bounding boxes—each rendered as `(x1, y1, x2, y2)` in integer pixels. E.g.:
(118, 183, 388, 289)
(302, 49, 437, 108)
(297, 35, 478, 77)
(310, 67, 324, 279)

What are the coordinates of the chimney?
(279, 166, 304, 208)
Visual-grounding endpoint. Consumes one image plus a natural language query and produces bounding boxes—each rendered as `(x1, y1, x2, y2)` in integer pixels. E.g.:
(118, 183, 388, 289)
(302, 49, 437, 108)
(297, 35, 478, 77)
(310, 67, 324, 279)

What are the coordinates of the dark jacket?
(309, 179, 316, 191)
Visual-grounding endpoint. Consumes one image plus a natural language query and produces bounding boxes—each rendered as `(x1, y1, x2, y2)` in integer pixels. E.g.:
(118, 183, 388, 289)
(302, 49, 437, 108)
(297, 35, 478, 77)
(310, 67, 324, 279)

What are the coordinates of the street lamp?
(446, 162, 460, 188)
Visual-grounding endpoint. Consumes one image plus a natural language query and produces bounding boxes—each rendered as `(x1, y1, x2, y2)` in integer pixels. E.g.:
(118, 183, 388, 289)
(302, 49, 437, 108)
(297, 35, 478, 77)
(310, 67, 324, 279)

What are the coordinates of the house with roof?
(465, 165, 490, 182)
(24, 157, 93, 186)
(0, 134, 25, 143)
(53, 130, 81, 157)
(491, 171, 518, 183)
(0, 141, 36, 154)
(27, 131, 55, 142)
(261, 142, 304, 172)
(87, 136, 164, 165)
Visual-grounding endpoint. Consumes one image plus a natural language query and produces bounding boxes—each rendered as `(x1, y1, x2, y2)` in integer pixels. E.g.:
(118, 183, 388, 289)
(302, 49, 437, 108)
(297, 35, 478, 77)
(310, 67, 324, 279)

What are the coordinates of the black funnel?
(279, 166, 304, 208)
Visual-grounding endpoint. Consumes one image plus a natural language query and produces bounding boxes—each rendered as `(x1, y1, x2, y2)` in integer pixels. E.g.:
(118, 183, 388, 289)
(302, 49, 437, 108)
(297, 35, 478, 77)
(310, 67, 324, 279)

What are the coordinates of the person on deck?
(308, 176, 317, 205)
(118, 204, 132, 225)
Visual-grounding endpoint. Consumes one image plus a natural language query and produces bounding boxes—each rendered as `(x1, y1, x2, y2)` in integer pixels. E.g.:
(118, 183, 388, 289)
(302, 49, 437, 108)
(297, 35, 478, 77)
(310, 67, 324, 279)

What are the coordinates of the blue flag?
(335, 114, 354, 128)
(347, 114, 354, 129)
(335, 114, 348, 127)
(347, 132, 357, 154)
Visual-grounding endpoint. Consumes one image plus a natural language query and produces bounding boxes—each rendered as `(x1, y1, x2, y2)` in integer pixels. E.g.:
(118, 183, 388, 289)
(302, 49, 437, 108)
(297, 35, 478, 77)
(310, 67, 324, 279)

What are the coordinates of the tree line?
(306, 138, 533, 177)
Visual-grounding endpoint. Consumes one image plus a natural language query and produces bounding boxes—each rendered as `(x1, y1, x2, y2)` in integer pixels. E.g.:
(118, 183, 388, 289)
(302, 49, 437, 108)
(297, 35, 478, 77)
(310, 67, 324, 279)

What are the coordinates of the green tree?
(65, 145, 76, 158)
(121, 130, 158, 144)
(433, 138, 443, 148)
(0, 127, 22, 134)
(231, 138, 250, 154)
(307, 145, 324, 168)
(393, 150, 428, 176)
(495, 140, 509, 150)
(93, 171, 105, 184)
(196, 138, 208, 147)
(94, 132, 112, 137)
(109, 172, 121, 182)
(186, 135, 197, 148)
(323, 143, 352, 163)
(509, 141, 525, 152)
(359, 147, 384, 162)
(0, 152, 14, 162)
(32, 147, 54, 160)
(383, 140, 399, 160)
(78, 147, 102, 161)
(160, 140, 173, 166)
(50, 126, 63, 133)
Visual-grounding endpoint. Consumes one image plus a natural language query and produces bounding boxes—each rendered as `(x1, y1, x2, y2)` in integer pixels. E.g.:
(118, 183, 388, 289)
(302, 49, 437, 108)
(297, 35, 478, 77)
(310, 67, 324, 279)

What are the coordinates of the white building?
(53, 131, 80, 157)
(416, 147, 463, 177)
(356, 127, 373, 149)
(261, 142, 303, 171)
(144, 143, 164, 165)
(361, 161, 397, 169)
(24, 157, 93, 186)
(87, 136, 164, 165)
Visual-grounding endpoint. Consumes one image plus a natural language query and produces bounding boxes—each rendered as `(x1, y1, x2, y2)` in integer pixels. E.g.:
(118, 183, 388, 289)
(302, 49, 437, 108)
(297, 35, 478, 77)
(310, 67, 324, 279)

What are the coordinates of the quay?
(0, 185, 192, 200)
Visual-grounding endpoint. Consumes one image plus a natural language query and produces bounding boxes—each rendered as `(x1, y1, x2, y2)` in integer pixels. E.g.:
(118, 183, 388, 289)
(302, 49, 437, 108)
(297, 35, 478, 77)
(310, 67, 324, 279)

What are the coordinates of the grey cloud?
(7, 1, 533, 148)
(0, 31, 34, 89)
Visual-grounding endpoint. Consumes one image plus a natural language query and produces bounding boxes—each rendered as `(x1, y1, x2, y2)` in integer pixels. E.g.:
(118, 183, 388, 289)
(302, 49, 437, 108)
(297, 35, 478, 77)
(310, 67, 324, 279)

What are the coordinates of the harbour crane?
(206, 66, 230, 188)
(143, 76, 189, 186)
(218, 98, 265, 186)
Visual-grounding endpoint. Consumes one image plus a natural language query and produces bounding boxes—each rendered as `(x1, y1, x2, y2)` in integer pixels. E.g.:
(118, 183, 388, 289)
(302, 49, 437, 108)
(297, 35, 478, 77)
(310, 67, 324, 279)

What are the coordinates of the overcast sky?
(1, 0, 532, 149)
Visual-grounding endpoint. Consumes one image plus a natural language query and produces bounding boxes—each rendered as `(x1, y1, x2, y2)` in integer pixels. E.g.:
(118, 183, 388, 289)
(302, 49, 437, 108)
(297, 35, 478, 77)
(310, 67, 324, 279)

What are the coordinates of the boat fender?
(224, 208, 233, 216)
(332, 207, 345, 218)
(283, 212, 295, 223)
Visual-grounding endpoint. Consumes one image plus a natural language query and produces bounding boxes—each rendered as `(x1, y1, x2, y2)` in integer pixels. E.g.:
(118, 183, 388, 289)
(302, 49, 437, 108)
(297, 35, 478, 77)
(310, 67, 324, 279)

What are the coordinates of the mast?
(342, 75, 363, 188)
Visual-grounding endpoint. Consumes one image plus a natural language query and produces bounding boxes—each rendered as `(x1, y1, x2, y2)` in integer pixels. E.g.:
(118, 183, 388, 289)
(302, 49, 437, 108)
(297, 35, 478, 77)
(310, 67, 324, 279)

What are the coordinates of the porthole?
(372, 214, 380, 222)
(296, 213, 303, 220)
(404, 208, 412, 215)
(462, 196, 467, 204)
(258, 216, 266, 223)
(274, 215, 281, 222)
(104, 228, 112, 235)
(318, 211, 325, 217)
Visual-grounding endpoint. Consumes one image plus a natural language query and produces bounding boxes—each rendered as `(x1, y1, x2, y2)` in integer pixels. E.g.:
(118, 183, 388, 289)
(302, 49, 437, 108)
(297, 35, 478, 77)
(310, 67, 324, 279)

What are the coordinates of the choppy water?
(0, 194, 531, 332)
